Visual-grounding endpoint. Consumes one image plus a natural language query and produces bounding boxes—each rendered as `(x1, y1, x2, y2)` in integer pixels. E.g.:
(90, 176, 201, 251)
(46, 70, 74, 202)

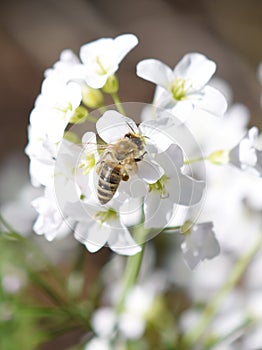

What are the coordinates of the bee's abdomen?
(97, 163, 121, 204)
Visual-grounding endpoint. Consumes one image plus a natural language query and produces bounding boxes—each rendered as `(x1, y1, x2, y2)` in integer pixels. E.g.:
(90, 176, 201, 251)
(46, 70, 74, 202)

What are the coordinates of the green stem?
(111, 92, 126, 115)
(86, 114, 99, 123)
(98, 105, 107, 115)
(184, 156, 207, 165)
(203, 316, 254, 350)
(181, 231, 262, 348)
(116, 226, 149, 313)
(116, 246, 145, 313)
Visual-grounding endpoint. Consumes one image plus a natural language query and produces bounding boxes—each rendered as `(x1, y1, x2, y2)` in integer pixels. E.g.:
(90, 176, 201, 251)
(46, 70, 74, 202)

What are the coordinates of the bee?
(96, 132, 146, 205)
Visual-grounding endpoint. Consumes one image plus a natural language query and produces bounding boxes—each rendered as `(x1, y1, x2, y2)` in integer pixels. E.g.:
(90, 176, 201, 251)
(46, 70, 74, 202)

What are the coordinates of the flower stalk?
(116, 225, 149, 313)
(110, 92, 126, 115)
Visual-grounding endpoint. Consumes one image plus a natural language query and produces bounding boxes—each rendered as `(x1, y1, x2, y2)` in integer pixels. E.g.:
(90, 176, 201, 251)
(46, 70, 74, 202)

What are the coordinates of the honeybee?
(96, 132, 146, 205)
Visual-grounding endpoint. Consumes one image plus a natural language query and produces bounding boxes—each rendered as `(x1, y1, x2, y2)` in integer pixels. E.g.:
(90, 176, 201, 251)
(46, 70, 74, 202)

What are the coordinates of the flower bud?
(69, 106, 88, 124)
(82, 85, 104, 109)
(102, 75, 119, 94)
(63, 131, 81, 144)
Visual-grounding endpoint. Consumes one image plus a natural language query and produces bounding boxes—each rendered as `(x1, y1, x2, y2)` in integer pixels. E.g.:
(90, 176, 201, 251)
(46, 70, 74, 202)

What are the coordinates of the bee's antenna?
(126, 121, 136, 133)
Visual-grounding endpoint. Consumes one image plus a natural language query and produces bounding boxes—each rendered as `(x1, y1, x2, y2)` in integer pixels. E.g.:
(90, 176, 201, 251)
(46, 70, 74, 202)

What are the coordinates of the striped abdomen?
(97, 162, 122, 205)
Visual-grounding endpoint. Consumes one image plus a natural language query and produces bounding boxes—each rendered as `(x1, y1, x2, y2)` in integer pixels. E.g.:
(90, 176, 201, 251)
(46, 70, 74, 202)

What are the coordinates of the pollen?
(148, 175, 169, 198)
(54, 102, 73, 114)
(208, 149, 230, 165)
(170, 78, 189, 101)
(95, 208, 118, 224)
(79, 153, 96, 175)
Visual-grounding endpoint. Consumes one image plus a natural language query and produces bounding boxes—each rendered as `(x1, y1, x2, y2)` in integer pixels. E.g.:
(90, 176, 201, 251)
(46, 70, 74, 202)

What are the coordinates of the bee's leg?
(135, 151, 147, 162)
(121, 163, 131, 181)
(121, 171, 129, 181)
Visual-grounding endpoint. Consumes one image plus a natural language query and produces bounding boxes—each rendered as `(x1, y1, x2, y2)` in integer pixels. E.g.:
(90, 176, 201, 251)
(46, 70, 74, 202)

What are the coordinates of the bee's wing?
(82, 142, 108, 155)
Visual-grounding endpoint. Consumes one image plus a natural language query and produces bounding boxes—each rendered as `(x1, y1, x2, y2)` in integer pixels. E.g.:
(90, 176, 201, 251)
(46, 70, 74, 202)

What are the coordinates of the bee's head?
(124, 132, 144, 150)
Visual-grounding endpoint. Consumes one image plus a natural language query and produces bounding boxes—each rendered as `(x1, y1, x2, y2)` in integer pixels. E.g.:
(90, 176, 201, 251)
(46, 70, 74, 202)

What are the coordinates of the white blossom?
(90, 259, 167, 341)
(31, 185, 73, 242)
(25, 127, 57, 187)
(84, 338, 112, 350)
(230, 126, 262, 176)
(30, 75, 82, 143)
(180, 222, 220, 269)
(79, 34, 138, 89)
(64, 200, 141, 256)
(137, 53, 227, 119)
(144, 143, 205, 229)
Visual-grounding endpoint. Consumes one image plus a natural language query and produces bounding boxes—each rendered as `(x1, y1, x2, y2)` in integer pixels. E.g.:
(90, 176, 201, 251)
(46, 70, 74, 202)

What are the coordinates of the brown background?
(1, 0, 262, 191)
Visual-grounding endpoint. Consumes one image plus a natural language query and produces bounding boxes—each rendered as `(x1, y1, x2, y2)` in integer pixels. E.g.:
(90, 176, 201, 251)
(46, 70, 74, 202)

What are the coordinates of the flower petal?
(84, 337, 111, 350)
(137, 157, 164, 184)
(119, 313, 145, 340)
(144, 192, 173, 228)
(107, 220, 141, 255)
(170, 175, 205, 206)
(96, 110, 138, 143)
(196, 85, 228, 117)
(113, 34, 139, 63)
(229, 127, 262, 175)
(171, 100, 195, 123)
(156, 143, 184, 173)
(84, 72, 108, 89)
(75, 221, 110, 253)
(80, 37, 113, 65)
(82, 131, 97, 144)
(136, 59, 174, 88)
(181, 222, 220, 269)
(173, 53, 216, 89)
(139, 116, 175, 153)
(120, 197, 144, 226)
(118, 176, 148, 198)
(91, 307, 117, 338)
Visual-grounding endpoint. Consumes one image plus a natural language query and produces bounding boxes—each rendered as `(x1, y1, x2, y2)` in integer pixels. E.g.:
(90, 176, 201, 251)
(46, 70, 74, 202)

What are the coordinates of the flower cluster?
(25, 33, 262, 271)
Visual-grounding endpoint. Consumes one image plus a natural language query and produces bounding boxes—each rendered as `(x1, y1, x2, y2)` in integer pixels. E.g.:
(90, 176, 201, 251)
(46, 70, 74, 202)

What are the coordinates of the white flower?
(91, 265, 167, 340)
(31, 186, 73, 241)
(30, 75, 82, 143)
(91, 307, 117, 339)
(180, 222, 220, 269)
(143, 143, 205, 229)
(64, 200, 141, 256)
(137, 53, 227, 118)
(45, 49, 82, 82)
(230, 126, 262, 176)
(79, 34, 138, 88)
(25, 70, 82, 186)
(30, 137, 82, 239)
(25, 127, 57, 187)
(84, 338, 112, 350)
(118, 284, 158, 339)
(184, 102, 250, 155)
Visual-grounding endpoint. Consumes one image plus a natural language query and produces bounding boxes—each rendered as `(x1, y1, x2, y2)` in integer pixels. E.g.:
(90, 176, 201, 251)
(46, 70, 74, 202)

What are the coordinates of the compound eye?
(122, 173, 129, 181)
